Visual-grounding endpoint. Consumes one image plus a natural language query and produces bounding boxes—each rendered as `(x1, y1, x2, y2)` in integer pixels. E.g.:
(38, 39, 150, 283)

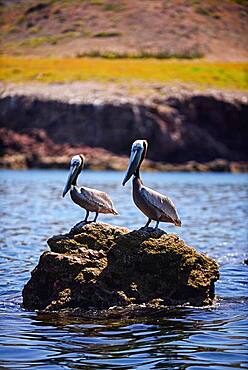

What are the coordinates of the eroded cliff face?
(0, 84, 247, 168)
(22, 222, 220, 314)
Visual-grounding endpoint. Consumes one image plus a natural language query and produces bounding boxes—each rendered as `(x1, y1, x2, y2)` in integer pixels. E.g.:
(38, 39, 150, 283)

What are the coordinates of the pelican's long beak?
(62, 163, 79, 197)
(122, 147, 143, 186)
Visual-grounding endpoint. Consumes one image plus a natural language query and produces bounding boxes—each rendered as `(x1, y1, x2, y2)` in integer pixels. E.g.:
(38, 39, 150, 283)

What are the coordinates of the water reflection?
(1, 305, 248, 369)
(0, 170, 248, 369)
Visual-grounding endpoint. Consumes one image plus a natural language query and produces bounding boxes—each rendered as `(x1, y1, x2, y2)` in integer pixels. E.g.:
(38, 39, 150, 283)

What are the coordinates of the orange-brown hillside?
(0, 0, 247, 60)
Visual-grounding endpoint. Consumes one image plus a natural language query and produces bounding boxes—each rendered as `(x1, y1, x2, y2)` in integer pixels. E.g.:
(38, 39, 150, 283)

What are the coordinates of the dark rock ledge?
(22, 223, 219, 316)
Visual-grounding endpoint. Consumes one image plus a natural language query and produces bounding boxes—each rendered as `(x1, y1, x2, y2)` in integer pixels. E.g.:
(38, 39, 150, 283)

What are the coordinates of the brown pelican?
(122, 140, 181, 229)
(63, 154, 118, 222)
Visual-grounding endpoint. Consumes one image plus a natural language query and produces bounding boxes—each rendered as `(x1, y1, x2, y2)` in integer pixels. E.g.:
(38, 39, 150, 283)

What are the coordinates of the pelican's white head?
(70, 154, 83, 167)
(63, 154, 85, 197)
(131, 139, 145, 152)
(122, 139, 148, 186)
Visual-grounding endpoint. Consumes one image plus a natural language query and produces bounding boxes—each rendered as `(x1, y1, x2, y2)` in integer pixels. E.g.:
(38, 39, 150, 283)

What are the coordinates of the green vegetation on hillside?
(0, 0, 247, 61)
(0, 56, 247, 90)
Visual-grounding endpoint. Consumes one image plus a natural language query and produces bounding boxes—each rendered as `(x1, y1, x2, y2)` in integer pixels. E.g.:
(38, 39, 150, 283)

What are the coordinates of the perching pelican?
(122, 140, 181, 229)
(63, 154, 118, 222)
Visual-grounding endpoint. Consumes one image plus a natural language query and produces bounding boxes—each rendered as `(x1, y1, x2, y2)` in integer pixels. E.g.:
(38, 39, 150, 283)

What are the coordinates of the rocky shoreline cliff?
(1, 82, 247, 172)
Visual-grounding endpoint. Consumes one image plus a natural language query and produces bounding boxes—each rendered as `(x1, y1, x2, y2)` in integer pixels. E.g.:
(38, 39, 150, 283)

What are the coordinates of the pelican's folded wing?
(80, 187, 118, 213)
(141, 186, 180, 223)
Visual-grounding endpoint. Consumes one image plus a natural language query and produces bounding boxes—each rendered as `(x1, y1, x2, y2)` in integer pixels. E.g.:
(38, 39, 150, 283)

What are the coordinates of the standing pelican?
(63, 154, 118, 222)
(122, 140, 181, 229)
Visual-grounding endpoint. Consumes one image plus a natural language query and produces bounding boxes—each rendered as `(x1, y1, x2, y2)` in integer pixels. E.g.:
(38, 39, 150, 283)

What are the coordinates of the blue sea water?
(0, 170, 247, 369)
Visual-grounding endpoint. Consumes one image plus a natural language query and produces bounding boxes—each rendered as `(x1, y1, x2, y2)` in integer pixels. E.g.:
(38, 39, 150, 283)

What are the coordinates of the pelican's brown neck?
(133, 175, 143, 187)
(134, 140, 147, 179)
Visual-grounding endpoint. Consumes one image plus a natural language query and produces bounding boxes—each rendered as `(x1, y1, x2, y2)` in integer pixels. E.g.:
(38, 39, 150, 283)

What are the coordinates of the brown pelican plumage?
(63, 154, 118, 222)
(122, 140, 181, 229)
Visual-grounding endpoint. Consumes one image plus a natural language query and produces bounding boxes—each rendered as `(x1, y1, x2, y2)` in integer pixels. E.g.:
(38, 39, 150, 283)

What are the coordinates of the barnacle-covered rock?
(22, 222, 219, 313)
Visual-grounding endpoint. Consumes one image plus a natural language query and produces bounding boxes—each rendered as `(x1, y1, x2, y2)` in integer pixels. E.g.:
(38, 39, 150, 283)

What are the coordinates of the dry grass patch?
(0, 56, 247, 90)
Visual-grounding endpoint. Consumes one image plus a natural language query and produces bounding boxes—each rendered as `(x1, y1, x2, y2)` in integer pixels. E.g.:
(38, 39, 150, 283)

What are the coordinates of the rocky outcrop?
(0, 127, 129, 170)
(1, 127, 247, 172)
(22, 222, 220, 314)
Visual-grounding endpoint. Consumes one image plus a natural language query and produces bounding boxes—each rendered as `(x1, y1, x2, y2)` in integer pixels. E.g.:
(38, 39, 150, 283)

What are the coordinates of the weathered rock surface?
(22, 223, 220, 313)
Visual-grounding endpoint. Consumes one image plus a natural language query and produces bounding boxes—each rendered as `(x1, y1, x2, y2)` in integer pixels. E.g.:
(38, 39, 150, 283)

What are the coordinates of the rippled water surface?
(0, 170, 247, 369)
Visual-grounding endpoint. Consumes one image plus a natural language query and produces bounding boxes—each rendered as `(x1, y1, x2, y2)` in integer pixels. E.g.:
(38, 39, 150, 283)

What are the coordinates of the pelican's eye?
(71, 160, 80, 167)
(133, 144, 142, 151)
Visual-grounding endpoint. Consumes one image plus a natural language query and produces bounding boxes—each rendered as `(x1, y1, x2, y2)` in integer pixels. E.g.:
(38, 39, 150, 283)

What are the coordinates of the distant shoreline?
(1, 82, 247, 173)
(0, 154, 247, 173)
